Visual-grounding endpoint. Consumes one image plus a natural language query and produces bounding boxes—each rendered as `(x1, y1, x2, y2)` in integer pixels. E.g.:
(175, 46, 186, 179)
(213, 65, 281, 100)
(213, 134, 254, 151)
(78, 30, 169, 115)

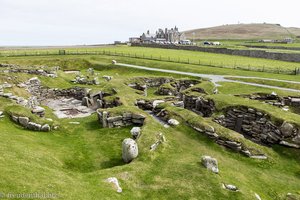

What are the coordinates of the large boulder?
(201, 155, 219, 174)
(280, 122, 294, 137)
(122, 138, 138, 163)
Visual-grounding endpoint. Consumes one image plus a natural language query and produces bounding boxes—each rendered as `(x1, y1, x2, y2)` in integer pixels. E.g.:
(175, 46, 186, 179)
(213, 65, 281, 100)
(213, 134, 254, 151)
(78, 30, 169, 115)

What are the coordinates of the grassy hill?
(184, 23, 300, 40)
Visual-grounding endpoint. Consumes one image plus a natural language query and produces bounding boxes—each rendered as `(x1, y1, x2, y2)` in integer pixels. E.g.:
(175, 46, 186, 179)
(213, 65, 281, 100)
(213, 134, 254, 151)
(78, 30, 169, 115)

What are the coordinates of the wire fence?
(0, 50, 299, 75)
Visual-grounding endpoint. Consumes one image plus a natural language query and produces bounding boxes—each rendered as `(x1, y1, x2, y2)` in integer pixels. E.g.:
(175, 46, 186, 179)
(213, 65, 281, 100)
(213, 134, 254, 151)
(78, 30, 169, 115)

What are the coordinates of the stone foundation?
(183, 95, 215, 117)
(97, 110, 146, 128)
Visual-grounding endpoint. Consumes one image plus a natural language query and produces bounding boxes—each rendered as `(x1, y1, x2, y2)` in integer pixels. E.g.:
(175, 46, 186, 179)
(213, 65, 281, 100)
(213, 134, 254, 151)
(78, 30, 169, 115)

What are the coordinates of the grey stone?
(280, 122, 294, 137)
(201, 155, 219, 174)
(27, 122, 42, 131)
(292, 134, 300, 145)
(12, 115, 19, 123)
(107, 116, 123, 123)
(18, 117, 29, 127)
(31, 106, 45, 114)
(122, 138, 138, 163)
(132, 113, 146, 119)
(130, 127, 141, 139)
(279, 141, 300, 148)
(41, 124, 51, 132)
(102, 111, 108, 128)
(222, 184, 239, 191)
(168, 119, 179, 126)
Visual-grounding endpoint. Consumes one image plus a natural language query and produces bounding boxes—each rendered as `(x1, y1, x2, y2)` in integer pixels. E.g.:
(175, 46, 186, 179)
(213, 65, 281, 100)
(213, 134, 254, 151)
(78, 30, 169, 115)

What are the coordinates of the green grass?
(0, 51, 300, 199)
(226, 77, 300, 91)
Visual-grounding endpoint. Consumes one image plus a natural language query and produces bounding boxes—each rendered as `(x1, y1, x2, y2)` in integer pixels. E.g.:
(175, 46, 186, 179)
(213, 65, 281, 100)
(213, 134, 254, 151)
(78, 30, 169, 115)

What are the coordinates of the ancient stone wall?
(183, 95, 215, 117)
(97, 110, 146, 128)
(214, 106, 300, 148)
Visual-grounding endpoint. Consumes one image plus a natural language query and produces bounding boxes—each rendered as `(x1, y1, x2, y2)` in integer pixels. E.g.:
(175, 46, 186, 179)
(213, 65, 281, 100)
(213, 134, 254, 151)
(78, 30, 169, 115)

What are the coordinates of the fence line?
(0, 50, 299, 75)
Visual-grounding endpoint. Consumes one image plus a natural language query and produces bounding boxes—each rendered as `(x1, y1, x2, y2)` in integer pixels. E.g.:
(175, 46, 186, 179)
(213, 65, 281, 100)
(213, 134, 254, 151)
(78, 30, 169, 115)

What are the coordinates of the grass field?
(1, 46, 300, 72)
(0, 48, 300, 199)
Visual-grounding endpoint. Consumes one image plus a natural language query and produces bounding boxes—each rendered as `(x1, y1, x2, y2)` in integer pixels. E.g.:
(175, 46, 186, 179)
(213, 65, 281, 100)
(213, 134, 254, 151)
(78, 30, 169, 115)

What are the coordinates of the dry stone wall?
(214, 106, 300, 148)
(97, 110, 146, 128)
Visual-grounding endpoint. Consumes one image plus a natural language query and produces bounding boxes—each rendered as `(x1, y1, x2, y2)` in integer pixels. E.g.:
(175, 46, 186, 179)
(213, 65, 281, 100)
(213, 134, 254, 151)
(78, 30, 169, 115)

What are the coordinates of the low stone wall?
(214, 106, 300, 148)
(10, 114, 51, 132)
(97, 110, 146, 128)
(0, 64, 57, 77)
(132, 43, 300, 63)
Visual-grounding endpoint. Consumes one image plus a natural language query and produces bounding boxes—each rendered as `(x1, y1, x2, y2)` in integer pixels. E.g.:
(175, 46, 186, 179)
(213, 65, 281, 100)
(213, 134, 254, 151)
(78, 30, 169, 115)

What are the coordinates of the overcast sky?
(0, 0, 299, 46)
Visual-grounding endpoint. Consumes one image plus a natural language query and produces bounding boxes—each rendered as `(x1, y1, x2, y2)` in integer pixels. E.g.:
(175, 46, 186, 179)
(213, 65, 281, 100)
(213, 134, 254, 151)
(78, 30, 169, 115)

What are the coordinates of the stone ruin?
(128, 77, 200, 97)
(156, 79, 201, 96)
(0, 63, 58, 78)
(10, 115, 51, 132)
(214, 106, 300, 148)
(237, 93, 300, 113)
(183, 95, 215, 117)
(97, 110, 146, 128)
(1, 75, 122, 119)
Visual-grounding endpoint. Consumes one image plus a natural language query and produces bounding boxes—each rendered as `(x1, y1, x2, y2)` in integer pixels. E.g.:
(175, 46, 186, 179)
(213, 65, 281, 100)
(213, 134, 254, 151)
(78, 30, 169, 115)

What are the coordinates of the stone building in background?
(130, 26, 186, 44)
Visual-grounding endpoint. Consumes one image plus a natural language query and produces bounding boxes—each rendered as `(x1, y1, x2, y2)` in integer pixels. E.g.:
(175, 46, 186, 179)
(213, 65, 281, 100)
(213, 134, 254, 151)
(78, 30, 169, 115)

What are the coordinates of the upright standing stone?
(234, 115, 243, 133)
(122, 138, 138, 163)
(102, 111, 108, 128)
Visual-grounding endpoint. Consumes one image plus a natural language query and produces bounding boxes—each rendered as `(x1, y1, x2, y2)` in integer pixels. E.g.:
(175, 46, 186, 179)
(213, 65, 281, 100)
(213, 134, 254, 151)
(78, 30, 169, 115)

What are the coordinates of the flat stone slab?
(43, 97, 95, 119)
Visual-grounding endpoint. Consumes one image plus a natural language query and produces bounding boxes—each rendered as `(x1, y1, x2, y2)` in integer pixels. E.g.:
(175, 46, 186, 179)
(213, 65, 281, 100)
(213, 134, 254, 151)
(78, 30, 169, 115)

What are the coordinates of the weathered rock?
(130, 127, 141, 139)
(106, 177, 122, 193)
(41, 124, 51, 132)
(201, 155, 219, 174)
(27, 122, 42, 131)
(107, 116, 123, 123)
(222, 184, 239, 192)
(279, 141, 300, 148)
(18, 117, 29, 127)
(292, 134, 300, 145)
(11, 115, 19, 123)
(122, 138, 138, 163)
(31, 106, 45, 114)
(280, 122, 294, 137)
(153, 100, 165, 108)
(168, 119, 179, 126)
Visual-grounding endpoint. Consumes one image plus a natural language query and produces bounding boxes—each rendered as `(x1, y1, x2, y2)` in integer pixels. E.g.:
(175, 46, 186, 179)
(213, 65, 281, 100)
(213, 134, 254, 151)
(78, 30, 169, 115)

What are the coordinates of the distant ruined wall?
(132, 44, 300, 63)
